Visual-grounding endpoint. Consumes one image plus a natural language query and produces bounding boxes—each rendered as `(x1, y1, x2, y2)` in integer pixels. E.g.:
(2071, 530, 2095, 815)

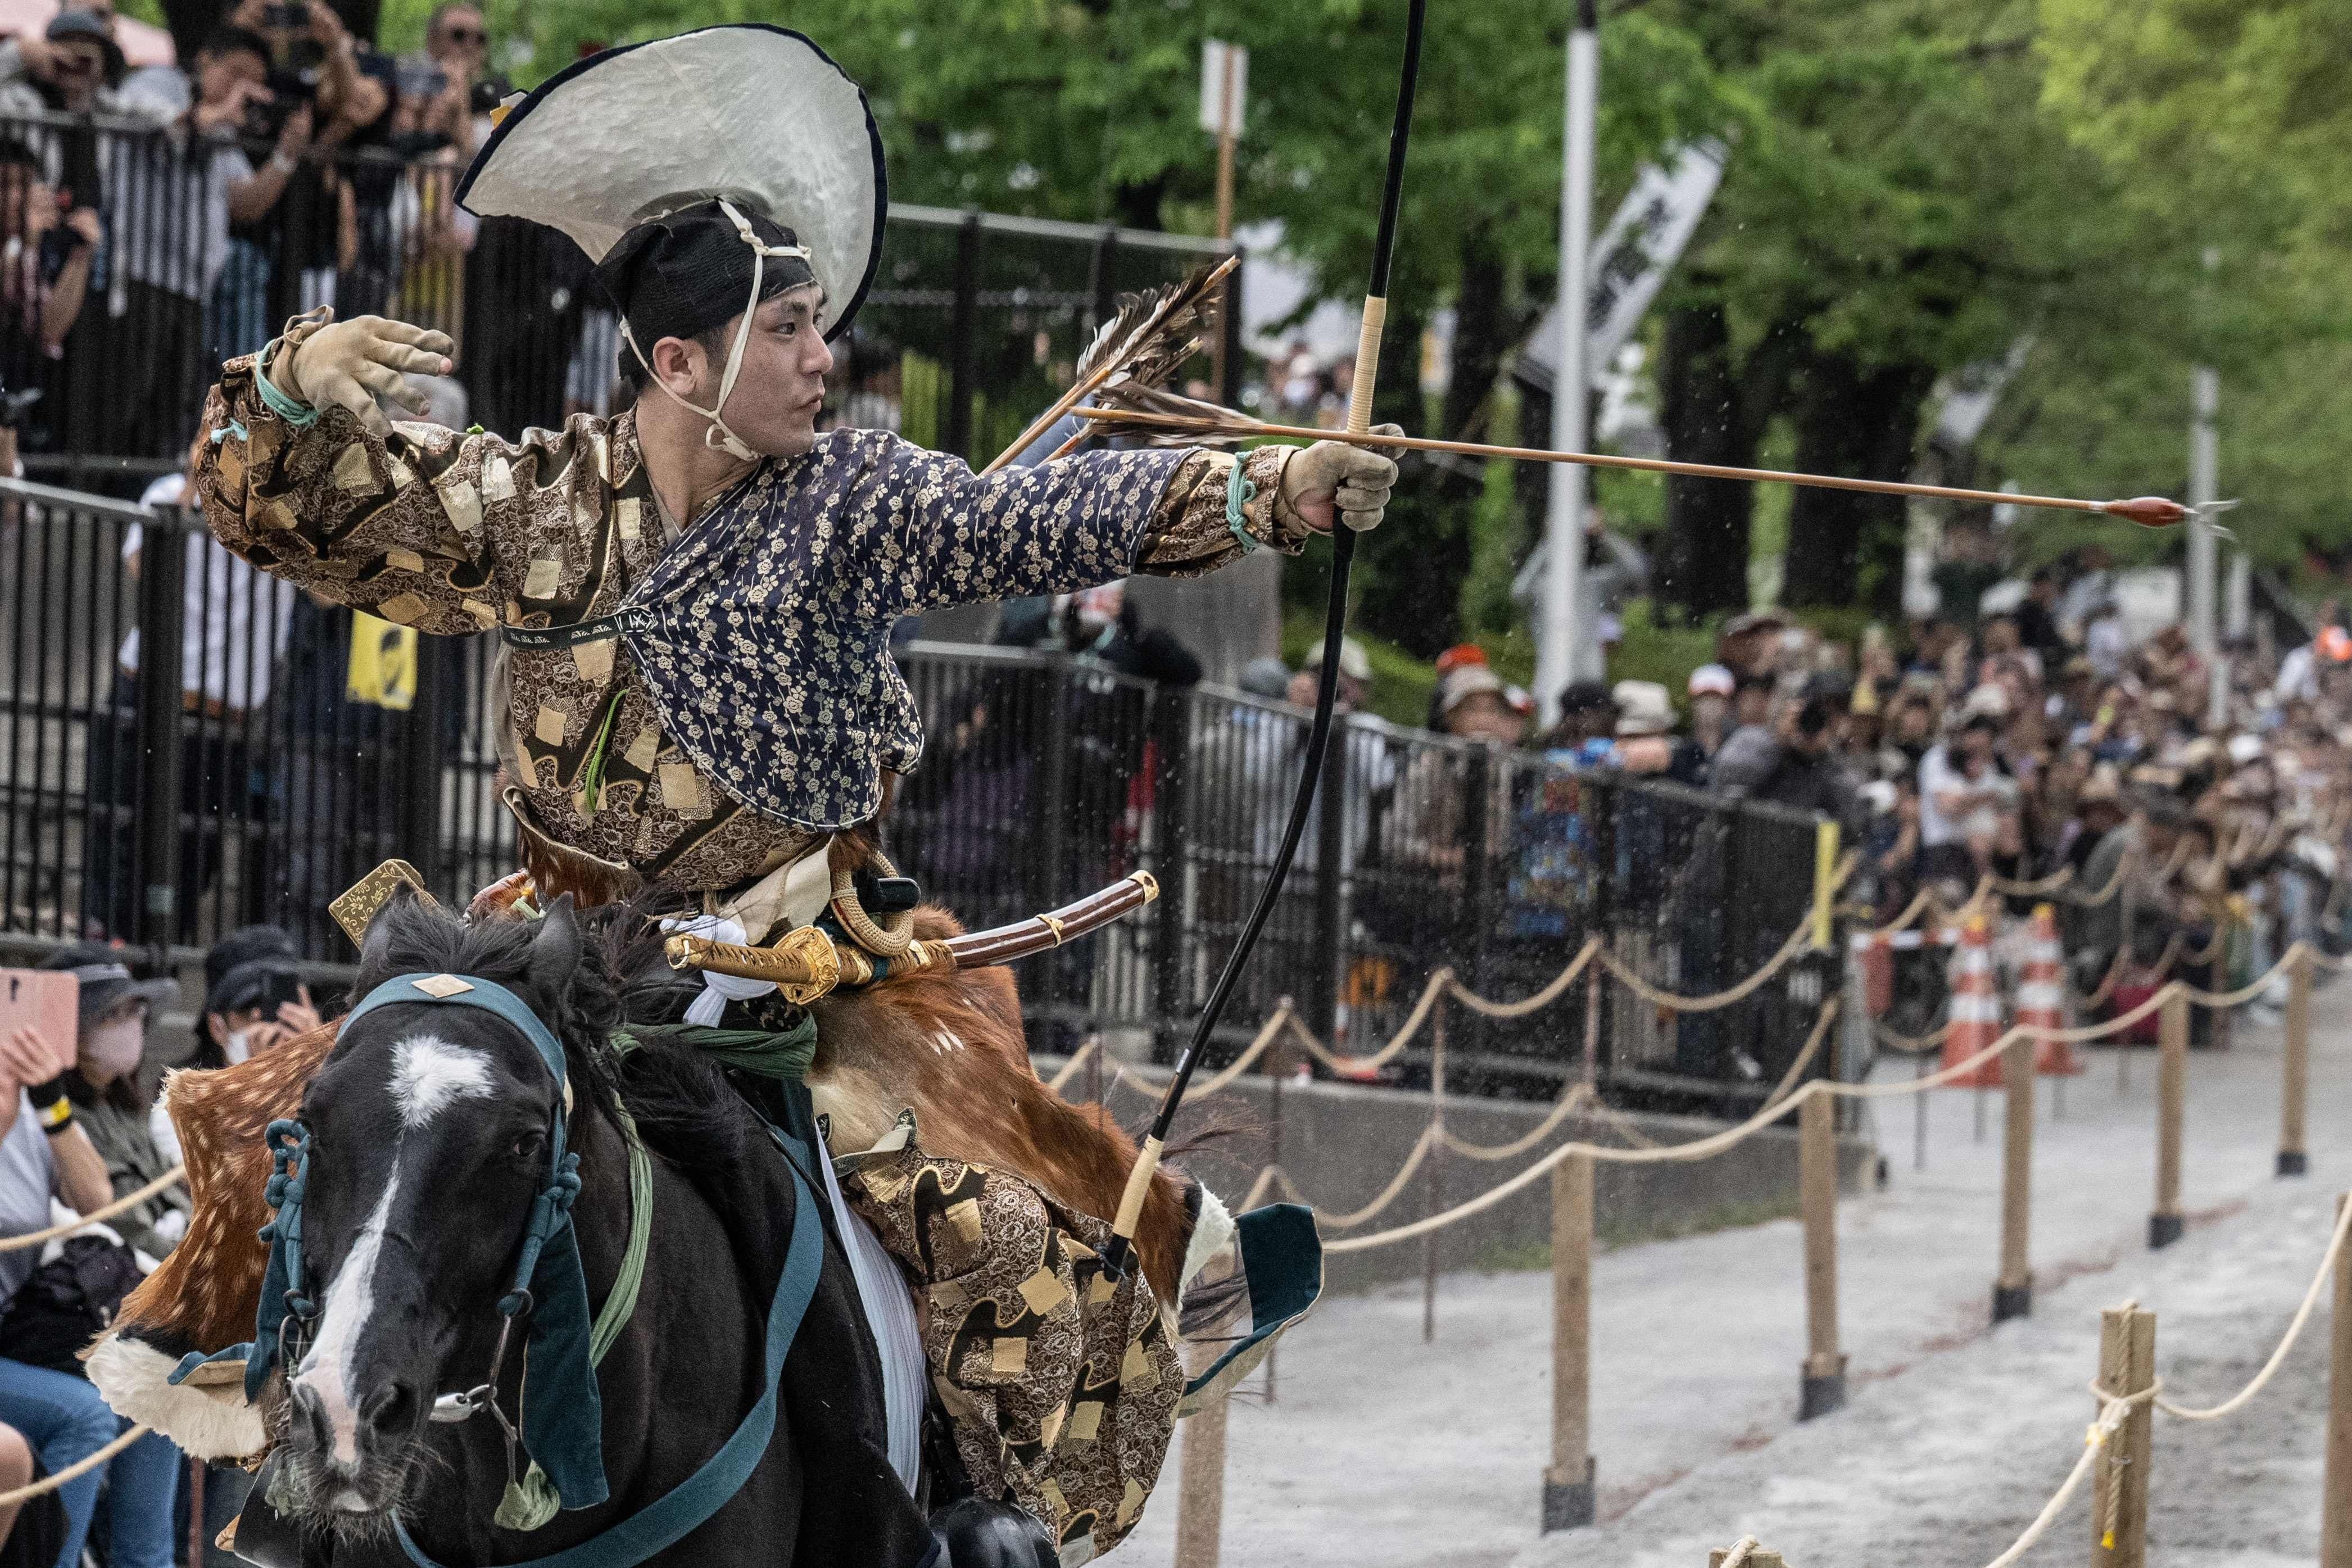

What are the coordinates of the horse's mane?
(350, 892, 749, 1172)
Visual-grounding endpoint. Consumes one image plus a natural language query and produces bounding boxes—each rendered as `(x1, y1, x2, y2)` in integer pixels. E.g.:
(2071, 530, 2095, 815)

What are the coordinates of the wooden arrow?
(1071, 404, 2195, 527)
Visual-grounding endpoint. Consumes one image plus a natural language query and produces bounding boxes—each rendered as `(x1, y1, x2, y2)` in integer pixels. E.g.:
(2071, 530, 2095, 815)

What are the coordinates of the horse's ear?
(525, 894, 584, 1004)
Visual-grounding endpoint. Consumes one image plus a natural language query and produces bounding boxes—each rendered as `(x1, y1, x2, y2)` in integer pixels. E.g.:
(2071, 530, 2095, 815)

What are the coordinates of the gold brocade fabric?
(837, 1118, 1181, 1563)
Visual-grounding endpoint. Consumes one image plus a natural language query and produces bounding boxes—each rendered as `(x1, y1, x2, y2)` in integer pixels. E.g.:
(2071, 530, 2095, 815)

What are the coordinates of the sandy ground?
(1117, 986, 2351, 1568)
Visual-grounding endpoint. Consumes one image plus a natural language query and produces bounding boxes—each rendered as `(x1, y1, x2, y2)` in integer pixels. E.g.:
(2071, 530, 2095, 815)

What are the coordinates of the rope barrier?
(0, 1166, 188, 1253)
(1445, 941, 1599, 1021)
(2150, 1194, 2352, 1421)
(0, 1424, 153, 1506)
(1595, 921, 1814, 1013)
(1322, 1001, 1844, 1255)
(1046, 1039, 1096, 1094)
(2177, 940, 2303, 1010)
(1110, 1005, 1295, 1099)
(1872, 1019, 1950, 1056)
(1988, 864, 2075, 898)
(1865, 885, 1938, 941)
(1717, 1538, 1761, 1568)
(1441, 1082, 1593, 1162)
(1977, 1375, 2160, 1568)
(1324, 968, 2232, 1258)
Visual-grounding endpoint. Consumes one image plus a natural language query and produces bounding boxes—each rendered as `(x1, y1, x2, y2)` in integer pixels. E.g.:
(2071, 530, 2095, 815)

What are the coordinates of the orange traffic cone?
(1940, 913, 2004, 1087)
(2020, 903, 2083, 1076)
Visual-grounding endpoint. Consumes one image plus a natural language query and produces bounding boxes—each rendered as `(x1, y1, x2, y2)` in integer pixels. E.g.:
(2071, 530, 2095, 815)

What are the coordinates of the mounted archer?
(89, 22, 1382, 1565)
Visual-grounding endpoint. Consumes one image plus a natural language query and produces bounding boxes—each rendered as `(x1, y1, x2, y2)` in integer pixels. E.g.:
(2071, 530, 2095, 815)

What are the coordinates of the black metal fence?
(894, 652, 1839, 1106)
(2, 488, 1835, 1105)
(0, 111, 1236, 486)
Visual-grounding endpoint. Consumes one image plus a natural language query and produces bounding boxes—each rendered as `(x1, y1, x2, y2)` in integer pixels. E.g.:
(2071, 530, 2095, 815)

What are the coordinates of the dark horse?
(262, 891, 936, 1566)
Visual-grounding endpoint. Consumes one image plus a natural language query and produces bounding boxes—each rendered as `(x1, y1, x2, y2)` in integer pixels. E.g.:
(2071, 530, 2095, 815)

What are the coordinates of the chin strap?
(619, 198, 812, 461)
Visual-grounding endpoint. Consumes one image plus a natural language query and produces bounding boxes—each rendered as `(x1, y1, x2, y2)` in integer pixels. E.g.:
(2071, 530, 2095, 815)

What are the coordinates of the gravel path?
(1117, 985, 2351, 1568)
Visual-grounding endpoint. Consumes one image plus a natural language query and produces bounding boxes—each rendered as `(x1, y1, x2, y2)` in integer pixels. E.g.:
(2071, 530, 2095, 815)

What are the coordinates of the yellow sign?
(346, 611, 418, 710)
(1812, 820, 1840, 951)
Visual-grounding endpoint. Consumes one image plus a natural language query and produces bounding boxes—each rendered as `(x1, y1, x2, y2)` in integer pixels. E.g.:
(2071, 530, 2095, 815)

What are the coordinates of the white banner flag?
(1520, 137, 1728, 392)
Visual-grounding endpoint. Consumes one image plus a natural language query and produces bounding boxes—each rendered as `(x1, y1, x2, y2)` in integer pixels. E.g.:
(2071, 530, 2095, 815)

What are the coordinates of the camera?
(395, 58, 446, 103)
(469, 71, 510, 117)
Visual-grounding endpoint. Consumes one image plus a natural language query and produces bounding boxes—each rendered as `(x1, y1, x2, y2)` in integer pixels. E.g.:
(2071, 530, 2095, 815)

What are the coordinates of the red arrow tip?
(2102, 496, 2190, 528)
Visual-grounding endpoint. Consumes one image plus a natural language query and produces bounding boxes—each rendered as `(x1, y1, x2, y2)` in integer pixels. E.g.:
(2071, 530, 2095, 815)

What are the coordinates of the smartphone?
(0, 971, 79, 1077)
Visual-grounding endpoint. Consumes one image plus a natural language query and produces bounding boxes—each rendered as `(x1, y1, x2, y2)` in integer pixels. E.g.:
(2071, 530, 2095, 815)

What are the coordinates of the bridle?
(248, 973, 591, 1515)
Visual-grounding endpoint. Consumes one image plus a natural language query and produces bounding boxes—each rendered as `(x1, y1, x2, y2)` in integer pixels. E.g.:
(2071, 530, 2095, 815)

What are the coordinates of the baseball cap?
(203, 926, 302, 1017)
(1302, 636, 1374, 685)
(1687, 663, 1736, 699)
(36, 943, 178, 1028)
(1436, 665, 1508, 719)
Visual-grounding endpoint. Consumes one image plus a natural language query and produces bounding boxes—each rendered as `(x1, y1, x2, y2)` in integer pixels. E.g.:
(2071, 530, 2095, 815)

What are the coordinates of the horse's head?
(278, 892, 608, 1525)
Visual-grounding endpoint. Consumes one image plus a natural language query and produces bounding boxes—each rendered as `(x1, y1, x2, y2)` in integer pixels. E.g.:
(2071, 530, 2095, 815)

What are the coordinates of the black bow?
(1102, 0, 1429, 1281)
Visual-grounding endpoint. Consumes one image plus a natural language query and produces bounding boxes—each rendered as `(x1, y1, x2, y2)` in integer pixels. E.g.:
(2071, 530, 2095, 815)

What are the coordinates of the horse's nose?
(288, 1377, 345, 1464)
(355, 1379, 419, 1448)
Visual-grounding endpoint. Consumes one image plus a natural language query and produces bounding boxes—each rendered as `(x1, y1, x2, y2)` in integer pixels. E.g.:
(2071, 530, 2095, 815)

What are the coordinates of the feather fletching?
(1072, 259, 1230, 397)
(1082, 383, 1250, 448)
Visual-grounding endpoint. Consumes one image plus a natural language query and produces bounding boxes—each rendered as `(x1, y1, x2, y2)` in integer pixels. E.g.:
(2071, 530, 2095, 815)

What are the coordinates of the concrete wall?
(1086, 1069, 1874, 1296)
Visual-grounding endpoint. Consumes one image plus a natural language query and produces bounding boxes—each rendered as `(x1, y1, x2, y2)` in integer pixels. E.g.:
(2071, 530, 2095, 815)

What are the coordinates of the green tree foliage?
(277, 0, 2352, 623)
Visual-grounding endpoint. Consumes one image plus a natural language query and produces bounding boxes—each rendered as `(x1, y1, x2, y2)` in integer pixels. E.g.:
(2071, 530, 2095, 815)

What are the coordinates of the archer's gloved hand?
(271, 311, 455, 437)
(1279, 423, 1402, 533)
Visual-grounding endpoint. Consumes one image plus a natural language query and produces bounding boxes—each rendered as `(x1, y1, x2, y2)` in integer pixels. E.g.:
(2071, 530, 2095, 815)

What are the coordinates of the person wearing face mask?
(0, 949, 184, 1568)
(33, 948, 188, 1265)
(146, 926, 322, 1170)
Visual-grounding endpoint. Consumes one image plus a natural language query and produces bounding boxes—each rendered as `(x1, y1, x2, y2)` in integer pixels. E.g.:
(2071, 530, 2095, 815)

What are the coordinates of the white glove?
(273, 311, 454, 437)
(1279, 424, 1402, 532)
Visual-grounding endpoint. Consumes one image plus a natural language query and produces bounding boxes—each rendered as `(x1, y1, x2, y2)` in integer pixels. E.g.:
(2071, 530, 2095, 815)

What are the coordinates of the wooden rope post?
(1173, 1340, 1232, 1568)
(2324, 1194, 2351, 1568)
(1995, 1031, 2034, 1322)
(1798, 1090, 1847, 1419)
(1540, 1150, 1596, 1531)
(2091, 1304, 2156, 1568)
(2281, 949, 2311, 1178)
(2150, 990, 2187, 1249)
(1424, 998, 1446, 1343)
(1710, 1548, 1788, 1568)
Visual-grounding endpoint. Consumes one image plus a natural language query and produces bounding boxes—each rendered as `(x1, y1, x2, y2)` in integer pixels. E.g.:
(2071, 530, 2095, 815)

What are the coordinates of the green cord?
(1225, 452, 1259, 555)
(253, 339, 321, 429)
(574, 688, 626, 819)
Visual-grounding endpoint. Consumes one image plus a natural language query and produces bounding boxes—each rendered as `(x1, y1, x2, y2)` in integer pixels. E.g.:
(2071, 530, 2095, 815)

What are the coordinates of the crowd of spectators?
(1449, 558, 2352, 1041)
(0, 1, 500, 459)
(0, 925, 319, 1565)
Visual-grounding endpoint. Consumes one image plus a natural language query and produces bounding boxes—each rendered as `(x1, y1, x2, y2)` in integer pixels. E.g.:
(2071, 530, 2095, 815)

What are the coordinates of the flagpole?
(1537, 0, 1599, 728)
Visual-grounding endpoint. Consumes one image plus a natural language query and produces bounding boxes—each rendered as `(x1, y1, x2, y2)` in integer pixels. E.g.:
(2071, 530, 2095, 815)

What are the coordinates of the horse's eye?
(512, 1131, 546, 1162)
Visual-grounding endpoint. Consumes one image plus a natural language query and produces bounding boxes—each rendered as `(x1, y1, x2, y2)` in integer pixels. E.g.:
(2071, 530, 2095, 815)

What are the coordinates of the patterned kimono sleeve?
(193, 345, 536, 638)
(868, 437, 1308, 618)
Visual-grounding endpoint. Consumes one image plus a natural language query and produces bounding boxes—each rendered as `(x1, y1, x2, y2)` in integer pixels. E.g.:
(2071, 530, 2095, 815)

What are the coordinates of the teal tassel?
(495, 1463, 562, 1531)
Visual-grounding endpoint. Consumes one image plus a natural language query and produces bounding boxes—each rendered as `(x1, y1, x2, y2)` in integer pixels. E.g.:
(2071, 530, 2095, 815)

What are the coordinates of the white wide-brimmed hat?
(456, 24, 886, 346)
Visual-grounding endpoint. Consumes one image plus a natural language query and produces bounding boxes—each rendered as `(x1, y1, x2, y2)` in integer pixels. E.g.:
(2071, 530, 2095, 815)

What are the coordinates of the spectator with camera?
(0, 141, 97, 375)
(190, 25, 308, 365)
(0, 8, 185, 125)
(0, 953, 183, 1568)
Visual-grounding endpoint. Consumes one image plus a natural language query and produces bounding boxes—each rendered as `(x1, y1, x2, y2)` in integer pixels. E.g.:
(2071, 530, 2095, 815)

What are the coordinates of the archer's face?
(683, 285, 834, 459)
